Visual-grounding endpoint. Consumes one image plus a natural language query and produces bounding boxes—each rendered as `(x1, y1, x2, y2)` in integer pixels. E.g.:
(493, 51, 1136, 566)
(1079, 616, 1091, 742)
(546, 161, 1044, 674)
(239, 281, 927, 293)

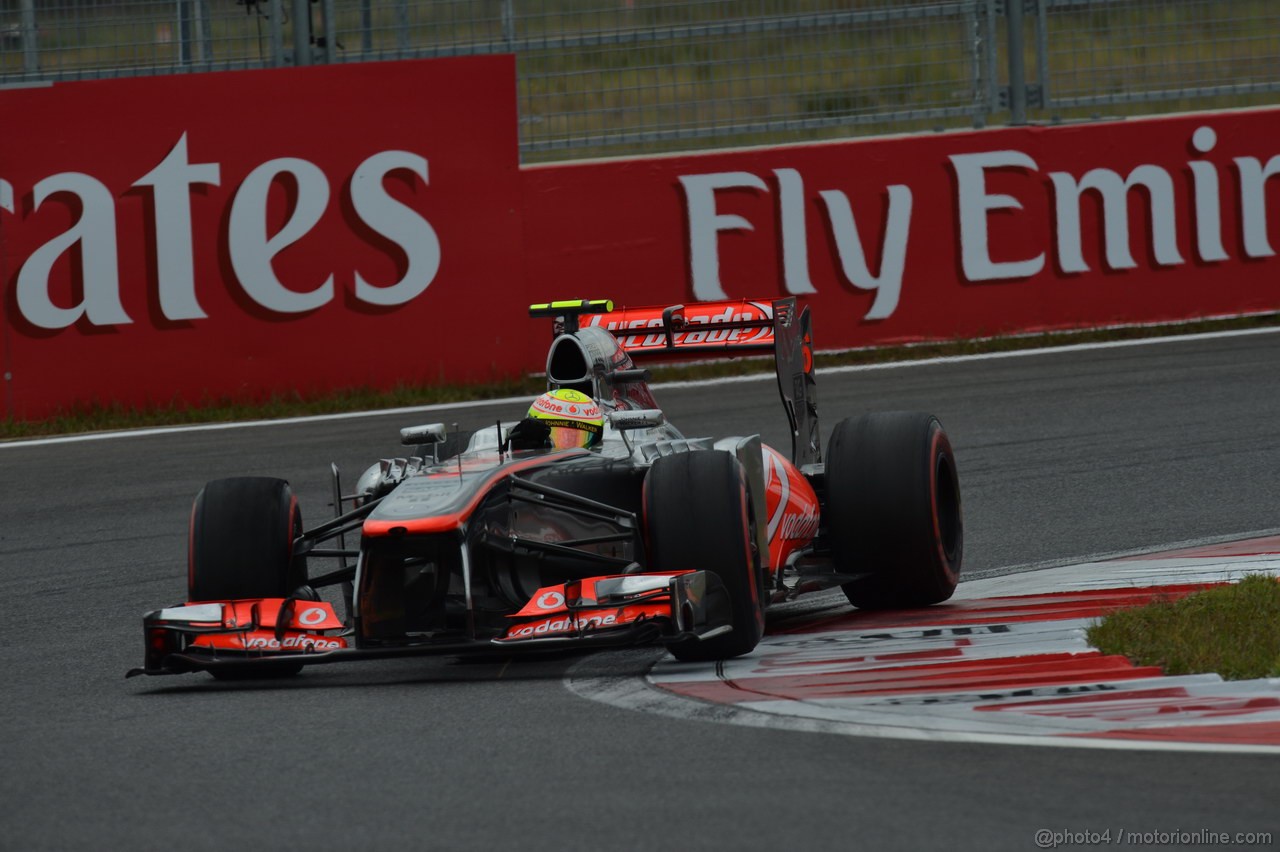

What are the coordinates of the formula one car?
(129, 297, 963, 679)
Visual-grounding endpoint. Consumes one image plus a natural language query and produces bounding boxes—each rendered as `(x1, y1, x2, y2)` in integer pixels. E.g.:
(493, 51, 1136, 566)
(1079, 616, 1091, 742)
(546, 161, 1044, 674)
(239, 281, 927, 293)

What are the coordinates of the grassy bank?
(1088, 575, 1280, 680)
(3, 312, 1276, 441)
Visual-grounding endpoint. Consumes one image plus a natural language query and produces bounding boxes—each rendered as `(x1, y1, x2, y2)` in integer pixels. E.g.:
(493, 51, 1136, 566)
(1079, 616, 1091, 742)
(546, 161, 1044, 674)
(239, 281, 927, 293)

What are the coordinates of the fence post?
(968, 0, 988, 128)
(177, 0, 192, 65)
(293, 0, 312, 65)
(20, 0, 38, 76)
(321, 0, 337, 64)
(502, 0, 515, 50)
(1034, 0, 1049, 114)
(360, 0, 373, 55)
(198, 0, 214, 65)
(395, 0, 410, 53)
(269, 0, 286, 67)
(1005, 0, 1028, 125)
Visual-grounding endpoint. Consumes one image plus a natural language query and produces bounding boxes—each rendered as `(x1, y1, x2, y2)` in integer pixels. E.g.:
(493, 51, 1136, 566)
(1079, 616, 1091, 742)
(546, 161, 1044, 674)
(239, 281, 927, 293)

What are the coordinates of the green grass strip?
(1088, 575, 1280, 681)
(3, 312, 1277, 440)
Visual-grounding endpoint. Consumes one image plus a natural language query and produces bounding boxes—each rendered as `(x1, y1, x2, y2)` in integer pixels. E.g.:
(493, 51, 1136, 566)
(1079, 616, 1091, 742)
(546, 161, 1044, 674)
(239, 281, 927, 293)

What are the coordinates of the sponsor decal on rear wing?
(589, 299, 783, 355)
(529, 298, 791, 356)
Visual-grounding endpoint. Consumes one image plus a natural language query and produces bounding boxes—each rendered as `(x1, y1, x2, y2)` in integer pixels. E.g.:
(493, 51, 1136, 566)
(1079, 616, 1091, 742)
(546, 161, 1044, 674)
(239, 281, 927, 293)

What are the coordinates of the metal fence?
(2, 1, 1277, 161)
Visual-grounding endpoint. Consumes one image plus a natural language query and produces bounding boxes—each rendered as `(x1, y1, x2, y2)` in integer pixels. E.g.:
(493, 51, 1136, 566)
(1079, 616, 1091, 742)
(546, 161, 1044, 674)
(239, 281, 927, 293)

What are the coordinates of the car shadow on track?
(129, 648, 644, 695)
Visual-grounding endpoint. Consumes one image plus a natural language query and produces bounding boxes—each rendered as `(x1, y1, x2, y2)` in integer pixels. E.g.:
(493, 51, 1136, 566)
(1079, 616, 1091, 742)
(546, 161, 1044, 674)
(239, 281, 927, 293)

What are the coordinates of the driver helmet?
(527, 389, 604, 449)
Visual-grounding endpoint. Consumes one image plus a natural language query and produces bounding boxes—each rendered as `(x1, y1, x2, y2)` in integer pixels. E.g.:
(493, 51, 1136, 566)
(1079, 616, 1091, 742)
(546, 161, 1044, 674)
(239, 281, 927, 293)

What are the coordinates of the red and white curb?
(571, 536, 1280, 753)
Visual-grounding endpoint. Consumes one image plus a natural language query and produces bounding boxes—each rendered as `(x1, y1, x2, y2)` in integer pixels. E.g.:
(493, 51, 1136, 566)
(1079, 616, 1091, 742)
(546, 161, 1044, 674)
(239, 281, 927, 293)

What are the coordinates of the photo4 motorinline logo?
(1035, 828, 1273, 848)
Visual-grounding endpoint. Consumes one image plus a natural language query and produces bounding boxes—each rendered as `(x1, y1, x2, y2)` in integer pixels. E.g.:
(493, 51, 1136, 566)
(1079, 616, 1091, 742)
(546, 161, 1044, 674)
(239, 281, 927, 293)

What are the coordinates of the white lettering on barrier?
(1236, 153, 1280, 258)
(229, 156, 334, 313)
(1189, 126, 1228, 263)
(678, 171, 768, 302)
(949, 150, 1046, 282)
(819, 184, 912, 319)
(1050, 165, 1184, 272)
(774, 168, 817, 295)
(17, 172, 131, 329)
(3, 134, 440, 330)
(132, 133, 221, 321)
(679, 168, 912, 319)
(5, 126, 1277, 333)
(679, 125, 1279, 309)
(351, 150, 440, 307)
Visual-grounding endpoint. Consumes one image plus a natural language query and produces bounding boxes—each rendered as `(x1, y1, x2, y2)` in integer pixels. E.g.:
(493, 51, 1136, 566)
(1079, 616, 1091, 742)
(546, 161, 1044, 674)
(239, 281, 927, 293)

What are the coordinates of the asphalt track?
(2, 331, 1279, 851)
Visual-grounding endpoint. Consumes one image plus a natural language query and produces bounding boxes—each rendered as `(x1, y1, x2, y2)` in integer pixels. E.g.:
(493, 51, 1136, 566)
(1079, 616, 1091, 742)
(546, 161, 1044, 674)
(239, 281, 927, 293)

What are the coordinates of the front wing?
(127, 570, 730, 677)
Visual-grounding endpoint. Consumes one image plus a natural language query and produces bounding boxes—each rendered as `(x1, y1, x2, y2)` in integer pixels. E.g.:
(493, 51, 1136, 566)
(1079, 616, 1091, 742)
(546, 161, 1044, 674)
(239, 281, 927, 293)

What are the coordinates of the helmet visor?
(542, 418, 602, 449)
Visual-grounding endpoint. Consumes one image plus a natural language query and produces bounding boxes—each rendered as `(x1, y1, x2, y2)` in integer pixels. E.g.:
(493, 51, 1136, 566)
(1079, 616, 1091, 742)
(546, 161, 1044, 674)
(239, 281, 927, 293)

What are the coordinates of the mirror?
(400, 423, 447, 446)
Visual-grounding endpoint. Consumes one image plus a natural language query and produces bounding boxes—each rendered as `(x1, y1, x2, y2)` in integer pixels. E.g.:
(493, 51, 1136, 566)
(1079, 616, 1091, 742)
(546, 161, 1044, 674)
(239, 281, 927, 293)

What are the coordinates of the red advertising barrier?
(0, 57, 526, 420)
(3, 57, 1277, 422)
(522, 108, 1280, 352)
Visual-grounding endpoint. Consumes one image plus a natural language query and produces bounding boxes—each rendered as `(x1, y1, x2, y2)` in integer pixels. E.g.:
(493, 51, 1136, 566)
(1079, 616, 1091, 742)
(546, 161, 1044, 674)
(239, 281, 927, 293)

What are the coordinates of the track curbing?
(570, 536, 1280, 753)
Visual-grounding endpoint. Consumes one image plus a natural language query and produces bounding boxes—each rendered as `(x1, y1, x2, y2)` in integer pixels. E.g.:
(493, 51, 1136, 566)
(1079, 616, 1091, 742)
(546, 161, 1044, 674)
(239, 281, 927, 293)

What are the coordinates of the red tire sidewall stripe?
(735, 463, 764, 623)
(929, 425, 959, 584)
(187, 492, 200, 600)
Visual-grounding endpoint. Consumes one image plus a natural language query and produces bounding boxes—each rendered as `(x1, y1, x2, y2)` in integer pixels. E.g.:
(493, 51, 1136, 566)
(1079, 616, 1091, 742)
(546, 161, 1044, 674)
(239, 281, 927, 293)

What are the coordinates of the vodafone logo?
(536, 592, 566, 610)
(244, 635, 342, 651)
(780, 510, 820, 541)
(298, 607, 328, 626)
(506, 612, 618, 640)
(588, 305, 775, 350)
(531, 392, 600, 420)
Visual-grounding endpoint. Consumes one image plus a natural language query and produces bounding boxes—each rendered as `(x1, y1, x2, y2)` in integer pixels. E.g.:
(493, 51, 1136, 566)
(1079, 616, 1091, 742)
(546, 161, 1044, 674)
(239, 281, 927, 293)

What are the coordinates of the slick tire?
(645, 450, 765, 662)
(189, 477, 308, 680)
(188, 476, 307, 602)
(826, 412, 963, 609)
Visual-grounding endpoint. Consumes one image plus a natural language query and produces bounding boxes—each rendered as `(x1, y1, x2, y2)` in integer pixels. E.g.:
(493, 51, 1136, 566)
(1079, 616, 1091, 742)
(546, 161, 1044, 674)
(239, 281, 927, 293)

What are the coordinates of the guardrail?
(1, 1, 1276, 160)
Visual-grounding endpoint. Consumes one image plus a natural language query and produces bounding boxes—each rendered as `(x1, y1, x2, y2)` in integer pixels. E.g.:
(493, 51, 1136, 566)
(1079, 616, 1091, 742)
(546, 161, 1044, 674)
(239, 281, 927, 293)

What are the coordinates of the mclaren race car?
(129, 297, 963, 679)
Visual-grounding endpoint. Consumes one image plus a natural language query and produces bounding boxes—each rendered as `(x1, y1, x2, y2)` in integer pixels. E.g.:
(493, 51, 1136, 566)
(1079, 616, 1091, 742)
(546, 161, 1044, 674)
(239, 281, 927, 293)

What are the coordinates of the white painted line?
(660, 324, 1280, 390)
(0, 394, 534, 449)
(955, 555, 1280, 599)
(5, 324, 1278, 449)
(962, 527, 1280, 582)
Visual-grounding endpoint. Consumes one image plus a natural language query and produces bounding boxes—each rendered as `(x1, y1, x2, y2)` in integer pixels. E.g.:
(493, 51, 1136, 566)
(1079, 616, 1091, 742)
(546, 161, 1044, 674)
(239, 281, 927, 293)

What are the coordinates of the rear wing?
(529, 298, 821, 466)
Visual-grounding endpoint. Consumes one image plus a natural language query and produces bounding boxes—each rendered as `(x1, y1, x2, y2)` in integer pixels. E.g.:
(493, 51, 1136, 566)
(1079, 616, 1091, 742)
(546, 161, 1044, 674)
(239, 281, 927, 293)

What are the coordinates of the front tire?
(645, 451, 765, 661)
(826, 412, 962, 609)
(189, 476, 307, 601)
(189, 477, 308, 679)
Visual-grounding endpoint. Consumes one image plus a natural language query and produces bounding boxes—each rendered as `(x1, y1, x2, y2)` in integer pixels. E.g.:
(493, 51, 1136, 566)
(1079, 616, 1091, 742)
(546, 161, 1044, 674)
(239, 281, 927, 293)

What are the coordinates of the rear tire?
(826, 412, 962, 609)
(645, 451, 765, 661)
